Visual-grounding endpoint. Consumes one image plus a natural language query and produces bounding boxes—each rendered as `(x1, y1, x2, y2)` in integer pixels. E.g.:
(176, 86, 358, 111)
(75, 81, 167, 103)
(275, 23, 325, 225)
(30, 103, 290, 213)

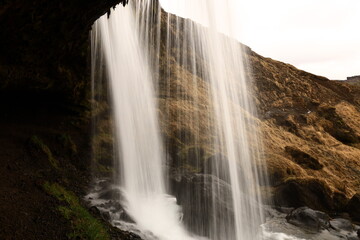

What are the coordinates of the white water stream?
(92, 2, 195, 239)
(158, 1, 266, 239)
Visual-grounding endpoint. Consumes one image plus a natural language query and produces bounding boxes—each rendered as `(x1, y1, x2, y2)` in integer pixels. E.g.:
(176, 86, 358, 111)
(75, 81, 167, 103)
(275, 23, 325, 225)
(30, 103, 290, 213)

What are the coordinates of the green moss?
(43, 182, 110, 240)
(30, 135, 59, 169)
(96, 163, 113, 174)
(57, 133, 77, 155)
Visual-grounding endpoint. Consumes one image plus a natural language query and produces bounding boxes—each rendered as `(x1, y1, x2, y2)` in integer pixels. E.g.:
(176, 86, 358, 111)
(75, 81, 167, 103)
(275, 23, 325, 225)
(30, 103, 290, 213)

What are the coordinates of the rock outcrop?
(345, 76, 360, 87)
(248, 51, 360, 214)
(286, 207, 330, 232)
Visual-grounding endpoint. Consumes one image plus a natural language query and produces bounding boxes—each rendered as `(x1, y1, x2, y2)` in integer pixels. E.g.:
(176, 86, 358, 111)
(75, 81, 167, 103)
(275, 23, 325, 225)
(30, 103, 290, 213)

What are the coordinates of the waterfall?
(91, 0, 267, 239)
(91, 2, 195, 240)
(159, 1, 266, 239)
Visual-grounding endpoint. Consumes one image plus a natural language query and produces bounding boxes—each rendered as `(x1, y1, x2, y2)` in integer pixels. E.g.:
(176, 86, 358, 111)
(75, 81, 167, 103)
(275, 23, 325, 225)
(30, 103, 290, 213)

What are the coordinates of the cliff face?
(247, 51, 360, 213)
(0, 0, 128, 104)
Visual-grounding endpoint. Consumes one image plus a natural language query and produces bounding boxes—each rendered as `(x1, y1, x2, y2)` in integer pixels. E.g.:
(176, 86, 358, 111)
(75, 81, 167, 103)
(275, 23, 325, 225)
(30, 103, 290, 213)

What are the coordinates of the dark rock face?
(0, 1, 133, 239)
(170, 172, 234, 237)
(286, 207, 330, 232)
(204, 153, 230, 182)
(285, 146, 323, 170)
(185, 146, 206, 170)
(0, 0, 128, 104)
(347, 193, 360, 222)
(274, 178, 334, 212)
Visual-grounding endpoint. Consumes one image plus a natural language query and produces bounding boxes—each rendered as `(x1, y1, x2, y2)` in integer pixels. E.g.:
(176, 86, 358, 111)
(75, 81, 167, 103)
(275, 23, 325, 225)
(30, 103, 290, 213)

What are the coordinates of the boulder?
(329, 218, 354, 232)
(170, 172, 233, 237)
(274, 178, 333, 212)
(347, 193, 360, 222)
(286, 207, 330, 232)
(332, 191, 348, 212)
(99, 187, 122, 200)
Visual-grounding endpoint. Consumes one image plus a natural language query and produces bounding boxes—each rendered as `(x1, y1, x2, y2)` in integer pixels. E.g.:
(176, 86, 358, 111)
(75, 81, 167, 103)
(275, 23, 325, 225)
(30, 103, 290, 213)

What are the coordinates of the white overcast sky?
(159, 0, 360, 80)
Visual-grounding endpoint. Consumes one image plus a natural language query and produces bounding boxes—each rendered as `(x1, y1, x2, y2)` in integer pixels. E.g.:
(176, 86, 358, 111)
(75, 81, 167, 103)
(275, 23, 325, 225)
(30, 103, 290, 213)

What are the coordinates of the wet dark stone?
(204, 153, 230, 182)
(330, 218, 354, 232)
(120, 210, 134, 223)
(170, 172, 234, 237)
(286, 207, 330, 232)
(101, 211, 111, 221)
(274, 178, 333, 212)
(89, 206, 101, 215)
(99, 188, 122, 200)
(332, 191, 348, 212)
(108, 201, 123, 213)
(273, 206, 294, 214)
(186, 146, 205, 170)
(347, 193, 360, 222)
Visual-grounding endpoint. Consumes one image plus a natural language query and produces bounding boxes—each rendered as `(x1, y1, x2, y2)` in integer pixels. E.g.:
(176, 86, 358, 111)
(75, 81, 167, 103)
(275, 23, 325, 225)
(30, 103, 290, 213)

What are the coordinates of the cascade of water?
(92, 2, 195, 239)
(158, 1, 267, 239)
(92, 0, 267, 239)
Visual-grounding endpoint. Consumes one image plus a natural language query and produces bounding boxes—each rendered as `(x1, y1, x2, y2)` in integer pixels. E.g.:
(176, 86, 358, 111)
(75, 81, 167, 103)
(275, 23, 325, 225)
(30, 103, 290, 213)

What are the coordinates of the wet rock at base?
(330, 218, 354, 232)
(347, 193, 360, 222)
(99, 188, 122, 200)
(89, 206, 101, 215)
(274, 178, 333, 212)
(204, 153, 230, 182)
(170, 172, 234, 237)
(286, 207, 330, 232)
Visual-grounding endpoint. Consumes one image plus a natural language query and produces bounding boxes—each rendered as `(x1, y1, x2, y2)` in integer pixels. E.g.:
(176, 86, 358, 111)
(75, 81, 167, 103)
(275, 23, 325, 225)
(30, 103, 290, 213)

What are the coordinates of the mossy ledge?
(43, 182, 110, 240)
(29, 135, 60, 170)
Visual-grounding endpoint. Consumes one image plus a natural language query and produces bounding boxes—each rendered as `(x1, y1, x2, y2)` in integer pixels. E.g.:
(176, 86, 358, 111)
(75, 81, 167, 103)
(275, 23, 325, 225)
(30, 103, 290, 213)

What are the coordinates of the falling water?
(158, 1, 266, 239)
(92, 0, 267, 239)
(92, 2, 195, 239)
